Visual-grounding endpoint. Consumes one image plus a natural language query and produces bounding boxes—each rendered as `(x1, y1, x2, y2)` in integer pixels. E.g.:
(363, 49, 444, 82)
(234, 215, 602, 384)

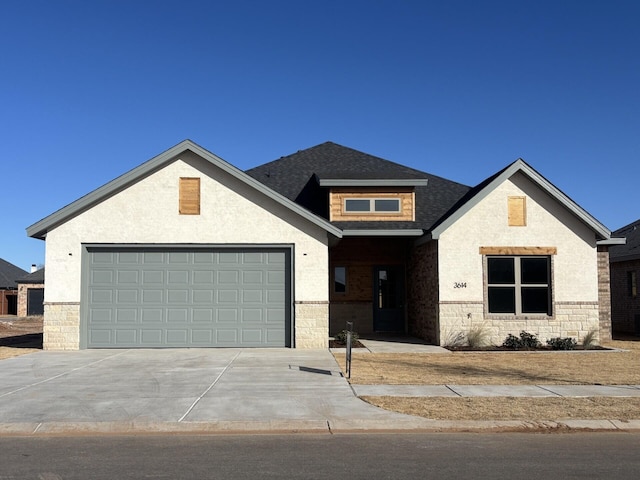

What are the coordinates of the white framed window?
(487, 256, 551, 315)
(343, 198, 401, 214)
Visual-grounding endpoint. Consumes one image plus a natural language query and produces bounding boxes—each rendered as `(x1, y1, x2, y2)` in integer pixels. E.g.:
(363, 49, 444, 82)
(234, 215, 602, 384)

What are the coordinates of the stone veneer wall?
(438, 301, 600, 346)
(597, 246, 612, 341)
(610, 258, 640, 334)
(43, 303, 80, 350)
(407, 241, 439, 343)
(294, 301, 329, 348)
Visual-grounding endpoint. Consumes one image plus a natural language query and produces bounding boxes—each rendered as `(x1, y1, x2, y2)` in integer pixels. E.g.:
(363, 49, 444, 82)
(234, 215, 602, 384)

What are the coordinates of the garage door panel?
(115, 308, 137, 322)
(140, 329, 161, 345)
(92, 270, 114, 284)
(85, 247, 291, 348)
(142, 309, 163, 322)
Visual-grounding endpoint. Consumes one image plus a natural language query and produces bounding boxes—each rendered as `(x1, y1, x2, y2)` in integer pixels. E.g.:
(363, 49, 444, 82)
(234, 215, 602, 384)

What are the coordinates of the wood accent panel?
(479, 246, 557, 255)
(508, 196, 526, 226)
(179, 177, 200, 215)
(329, 187, 414, 222)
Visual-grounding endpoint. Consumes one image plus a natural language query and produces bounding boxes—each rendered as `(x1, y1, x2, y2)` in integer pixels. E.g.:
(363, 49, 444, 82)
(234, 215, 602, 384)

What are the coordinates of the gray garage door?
(84, 247, 290, 348)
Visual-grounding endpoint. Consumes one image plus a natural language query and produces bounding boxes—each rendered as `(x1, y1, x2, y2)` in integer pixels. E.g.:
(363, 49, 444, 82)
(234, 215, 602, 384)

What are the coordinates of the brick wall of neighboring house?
(0, 290, 18, 315)
(610, 258, 640, 335)
(407, 240, 439, 343)
(17, 283, 43, 317)
(597, 246, 612, 341)
(329, 237, 411, 335)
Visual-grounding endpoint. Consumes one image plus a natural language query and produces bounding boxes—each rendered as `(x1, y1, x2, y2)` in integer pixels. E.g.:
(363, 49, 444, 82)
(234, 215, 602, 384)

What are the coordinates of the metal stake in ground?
(346, 321, 353, 379)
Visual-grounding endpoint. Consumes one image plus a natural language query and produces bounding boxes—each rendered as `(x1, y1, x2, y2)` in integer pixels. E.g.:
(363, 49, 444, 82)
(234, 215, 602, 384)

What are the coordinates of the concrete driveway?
(0, 349, 430, 434)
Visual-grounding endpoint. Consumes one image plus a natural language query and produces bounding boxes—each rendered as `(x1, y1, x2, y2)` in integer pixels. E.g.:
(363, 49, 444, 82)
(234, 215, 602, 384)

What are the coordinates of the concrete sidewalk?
(353, 384, 640, 397)
(1, 349, 639, 435)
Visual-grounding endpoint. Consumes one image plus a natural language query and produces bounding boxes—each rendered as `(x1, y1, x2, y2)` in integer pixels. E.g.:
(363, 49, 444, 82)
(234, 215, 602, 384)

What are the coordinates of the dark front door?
(373, 266, 405, 332)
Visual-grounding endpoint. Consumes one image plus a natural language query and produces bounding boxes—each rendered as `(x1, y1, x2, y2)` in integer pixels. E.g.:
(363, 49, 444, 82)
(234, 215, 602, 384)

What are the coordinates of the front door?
(373, 266, 405, 332)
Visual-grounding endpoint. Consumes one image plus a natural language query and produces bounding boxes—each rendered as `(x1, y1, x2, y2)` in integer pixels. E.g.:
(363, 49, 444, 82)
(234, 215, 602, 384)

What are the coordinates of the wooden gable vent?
(508, 196, 526, 226)
(179, 177, 200, 215)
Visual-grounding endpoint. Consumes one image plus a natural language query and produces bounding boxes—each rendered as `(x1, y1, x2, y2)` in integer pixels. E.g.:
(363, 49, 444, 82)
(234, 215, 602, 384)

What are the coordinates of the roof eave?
(341, 229, 424, 237)
(319, 178, 429, 187)
(597, 238, 626, 246)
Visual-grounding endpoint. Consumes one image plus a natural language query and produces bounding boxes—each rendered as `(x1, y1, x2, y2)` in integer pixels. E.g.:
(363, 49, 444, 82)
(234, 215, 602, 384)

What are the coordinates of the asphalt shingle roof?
(16, 267, 45, 284)
(610, 219, 640, 260)
(245, 142, 471, 231)
(0, 258, 28, 290)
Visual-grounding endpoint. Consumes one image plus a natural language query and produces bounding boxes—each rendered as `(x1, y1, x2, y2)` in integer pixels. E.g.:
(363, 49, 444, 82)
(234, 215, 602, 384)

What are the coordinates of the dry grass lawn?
(334, 340, 640, 386)
(335, 339, 640, 421)
(0, 316, 43, 360)
(363, 396, 640, 421)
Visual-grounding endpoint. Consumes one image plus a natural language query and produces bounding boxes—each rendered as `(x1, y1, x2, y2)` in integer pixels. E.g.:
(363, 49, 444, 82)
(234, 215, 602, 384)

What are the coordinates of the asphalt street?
(3, 433, 640, 479)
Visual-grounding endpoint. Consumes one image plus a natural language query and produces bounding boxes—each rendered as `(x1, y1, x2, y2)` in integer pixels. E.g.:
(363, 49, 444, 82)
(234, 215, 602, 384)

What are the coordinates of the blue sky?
(1, 0, 638, 271)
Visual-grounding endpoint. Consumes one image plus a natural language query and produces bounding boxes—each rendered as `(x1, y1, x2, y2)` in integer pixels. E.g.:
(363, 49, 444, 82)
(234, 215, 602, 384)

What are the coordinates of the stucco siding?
(437, 172, 600, 344)
(44, 152, 330, 349)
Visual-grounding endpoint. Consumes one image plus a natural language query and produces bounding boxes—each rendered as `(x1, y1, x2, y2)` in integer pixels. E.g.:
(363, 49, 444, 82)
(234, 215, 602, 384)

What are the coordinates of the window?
(487, 256, 551, 315)
(179, 177, 200, 215)
(343, 198, 401, 214)
(629, 271, 637, 298)
(334, 266, 346, 293)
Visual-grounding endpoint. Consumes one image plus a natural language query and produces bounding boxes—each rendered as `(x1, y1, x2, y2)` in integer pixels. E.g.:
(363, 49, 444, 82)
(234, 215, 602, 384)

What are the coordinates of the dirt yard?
(334, 338, 640, 421)
(0, 316, 43, 360)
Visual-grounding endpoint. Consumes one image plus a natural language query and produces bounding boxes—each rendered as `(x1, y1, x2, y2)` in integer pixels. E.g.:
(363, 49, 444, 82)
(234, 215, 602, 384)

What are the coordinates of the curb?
(2, 419, 640, 436)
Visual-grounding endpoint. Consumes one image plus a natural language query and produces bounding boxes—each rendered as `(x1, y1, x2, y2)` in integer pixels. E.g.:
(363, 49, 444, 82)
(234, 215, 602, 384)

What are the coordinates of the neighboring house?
(0, 258, 27, 316)
(16, 267, 45, 317)
(609, 219, 640, 335)
(26, 140, 622, 350)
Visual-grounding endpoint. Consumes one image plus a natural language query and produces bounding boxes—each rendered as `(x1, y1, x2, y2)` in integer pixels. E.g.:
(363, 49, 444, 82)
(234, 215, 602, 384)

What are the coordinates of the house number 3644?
(454, 282, 467, 288)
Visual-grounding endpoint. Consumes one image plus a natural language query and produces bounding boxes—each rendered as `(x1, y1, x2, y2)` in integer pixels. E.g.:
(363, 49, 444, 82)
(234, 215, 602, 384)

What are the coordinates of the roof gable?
(0, 258, 28, 289)
(430, 158, 612, 241)
(26, 140, 342, 240)
(246, 142, 471, 232)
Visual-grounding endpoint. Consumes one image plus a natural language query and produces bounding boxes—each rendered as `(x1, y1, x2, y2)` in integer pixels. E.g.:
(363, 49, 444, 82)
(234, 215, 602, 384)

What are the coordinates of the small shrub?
(467, 324, 491, 348)
(502, 331, 541, 350)
(546, 337, 577, 350)
(502, 333, 521, 349)
(581, 329, 598, 349)
(441, 330, 467, 348)
(334, 329, 359, 345)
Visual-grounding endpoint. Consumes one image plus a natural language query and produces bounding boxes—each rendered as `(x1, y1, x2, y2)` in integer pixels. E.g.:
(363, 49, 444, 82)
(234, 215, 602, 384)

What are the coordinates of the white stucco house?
(27, 140, 622, 350)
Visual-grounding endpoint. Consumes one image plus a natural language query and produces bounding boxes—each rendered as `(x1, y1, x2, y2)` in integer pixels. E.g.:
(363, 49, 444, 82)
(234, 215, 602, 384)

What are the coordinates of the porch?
(328, 237, 439, 342)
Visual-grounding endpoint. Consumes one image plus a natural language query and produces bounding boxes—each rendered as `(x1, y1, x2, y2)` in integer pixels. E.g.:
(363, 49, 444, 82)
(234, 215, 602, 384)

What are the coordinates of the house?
(0, 258, 27, 316)
(609, 219, 640, 335)
(16, 267, 45, 317)
(26, 140, 622, 350)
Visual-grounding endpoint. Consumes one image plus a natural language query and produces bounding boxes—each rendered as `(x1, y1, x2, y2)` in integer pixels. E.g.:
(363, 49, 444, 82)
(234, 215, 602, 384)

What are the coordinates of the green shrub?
(502, 331, 541, 350)
(546, 337, 577, 350)
(502, 333, 521, 349)
(334, 329, 359, 345)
